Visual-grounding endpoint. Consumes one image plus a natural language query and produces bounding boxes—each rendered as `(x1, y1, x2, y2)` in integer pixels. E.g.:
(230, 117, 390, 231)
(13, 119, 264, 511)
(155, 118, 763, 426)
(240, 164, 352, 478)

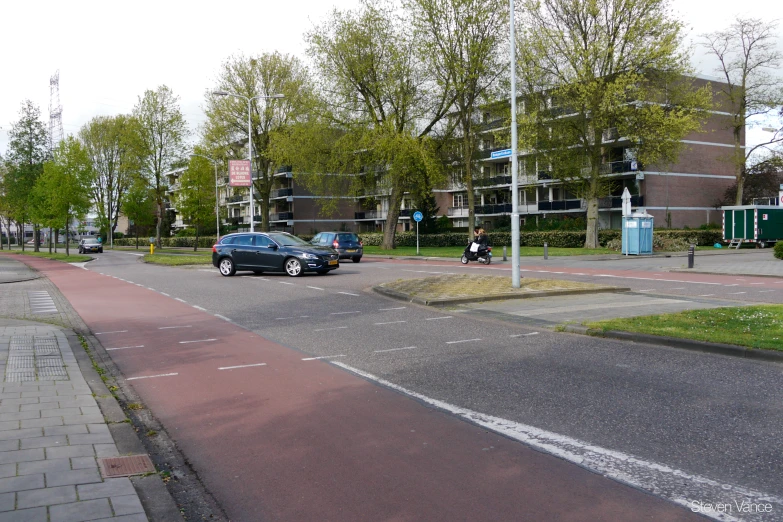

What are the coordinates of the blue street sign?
(490, 149, 513, 159)
(412, 211, 423, 222)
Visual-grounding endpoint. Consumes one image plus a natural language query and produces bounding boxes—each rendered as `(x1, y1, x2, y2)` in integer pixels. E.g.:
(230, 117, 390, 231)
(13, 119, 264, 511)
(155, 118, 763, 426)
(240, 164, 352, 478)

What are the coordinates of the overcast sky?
(1, 0, 781, 157)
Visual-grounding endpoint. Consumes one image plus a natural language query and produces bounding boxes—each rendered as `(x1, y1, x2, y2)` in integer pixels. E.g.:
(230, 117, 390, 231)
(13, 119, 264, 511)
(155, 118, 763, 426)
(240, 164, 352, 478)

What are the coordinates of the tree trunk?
(156, 200, 163, 248)
(135, 227, 139, 250)
(49, 228, 53, 254)
(194, 224, 199, 252)
(54, 229, 59, 254)
(382, 186, 405, 249)
(584, 196, 600, 248)
(18, 222, 24, 252)
(462, 120, 476, 243)
(734, 154, 745, 206)
(65, 223, 70, 257)
(33, 226, 40, 252)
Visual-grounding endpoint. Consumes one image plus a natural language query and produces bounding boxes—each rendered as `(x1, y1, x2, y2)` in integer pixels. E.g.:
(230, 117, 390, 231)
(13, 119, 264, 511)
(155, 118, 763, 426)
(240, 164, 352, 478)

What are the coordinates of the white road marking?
(735, 278, 745, 281)
(147, 287, 155, 291)
(214, 315, 232, 322)
(671, 287, 686, 290)
(758, 290, 775, 293)
(193, 305, 207, 311)
(750, 282, 766, 285)
(331, 311, 360, 315)
(218, 363, 267, 370)
(638, 289, 655, 292)
(724, 284, 739, 287)
(425, 316, 453, 321)
(307, 286, 324, 291)
(339, 292, 360, 296)
(174, 298, 186, 303)
(127, 373, 178, 381)
(160, 292, 170, 297)
(106, 346, 144, 351)
(573, 273, 586, 275)
(379, 307, 407, 311)
(302, 355, 346, 360)
(159, 326, 192, 330)
(313, 326, 348, 332)
(510, 332, 539, 337)
(374, 321, 407, 325)
(179, 339, 217, 344)
(375, 346, 417, 353)
(279, 282, 294, 285)
(95, 330, 128, 335)
(699, 294, 715, 297)
(446, 338, 481, 345)
(727, 292, 747, 295)
(333, 362, 782, 519)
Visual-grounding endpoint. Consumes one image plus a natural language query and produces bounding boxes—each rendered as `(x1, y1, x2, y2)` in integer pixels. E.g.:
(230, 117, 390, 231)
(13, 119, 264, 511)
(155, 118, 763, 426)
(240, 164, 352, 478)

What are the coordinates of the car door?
(253, 235, 279, 270)
(231, 235, 255, 268)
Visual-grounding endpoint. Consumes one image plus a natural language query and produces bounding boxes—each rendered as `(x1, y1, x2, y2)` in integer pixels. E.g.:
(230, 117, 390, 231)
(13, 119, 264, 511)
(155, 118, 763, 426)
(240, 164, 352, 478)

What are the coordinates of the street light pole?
(190, 153, 221, 241)
(510, 0, 520, 288)
(211, 91, 284, 233)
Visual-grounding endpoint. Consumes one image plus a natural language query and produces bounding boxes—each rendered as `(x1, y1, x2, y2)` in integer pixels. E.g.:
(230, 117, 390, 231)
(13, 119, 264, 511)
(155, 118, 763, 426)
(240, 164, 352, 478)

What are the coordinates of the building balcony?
(600, 160, 638, 175)
(226, 195, 247, 204)
(538, 199, 584, 211)
(598, 195, 644, 209)
(476, 203, 512, 215)
(271, 188, 293, 198)
(475, 175, 512, 187)
(354, 210, 387, 220)
(270, 212, 294, 221)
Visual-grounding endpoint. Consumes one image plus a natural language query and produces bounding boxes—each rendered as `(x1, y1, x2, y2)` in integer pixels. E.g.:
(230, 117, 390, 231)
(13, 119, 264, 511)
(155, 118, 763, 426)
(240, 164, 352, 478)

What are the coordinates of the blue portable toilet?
(622, 211, 654, 255)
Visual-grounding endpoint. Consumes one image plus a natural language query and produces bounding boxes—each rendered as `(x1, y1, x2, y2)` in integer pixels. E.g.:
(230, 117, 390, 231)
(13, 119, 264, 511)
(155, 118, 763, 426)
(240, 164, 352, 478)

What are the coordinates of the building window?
(453, 194, 464, 207)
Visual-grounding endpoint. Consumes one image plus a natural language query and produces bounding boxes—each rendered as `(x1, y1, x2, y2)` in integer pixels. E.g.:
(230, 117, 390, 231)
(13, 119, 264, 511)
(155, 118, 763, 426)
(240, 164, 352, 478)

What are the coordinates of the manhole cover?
(98, 455, 155, 478)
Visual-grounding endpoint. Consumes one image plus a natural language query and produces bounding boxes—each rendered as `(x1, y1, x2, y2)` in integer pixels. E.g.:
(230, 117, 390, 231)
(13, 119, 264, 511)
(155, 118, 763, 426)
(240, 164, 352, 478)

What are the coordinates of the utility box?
(722, 206, 783, 248)
(622, 212, 654, 255)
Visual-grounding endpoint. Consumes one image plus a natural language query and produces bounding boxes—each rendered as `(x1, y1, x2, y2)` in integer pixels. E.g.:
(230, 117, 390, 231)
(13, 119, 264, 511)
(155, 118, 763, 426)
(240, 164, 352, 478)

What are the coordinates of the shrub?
(775, 241, 783, 260)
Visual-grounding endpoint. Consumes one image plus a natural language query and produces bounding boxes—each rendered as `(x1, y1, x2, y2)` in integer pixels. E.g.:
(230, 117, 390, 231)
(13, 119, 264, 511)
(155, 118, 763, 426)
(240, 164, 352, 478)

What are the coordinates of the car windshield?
(337, 234, 358, 242)
(83, 239, 100, 245)
(269, 233, 309, 247)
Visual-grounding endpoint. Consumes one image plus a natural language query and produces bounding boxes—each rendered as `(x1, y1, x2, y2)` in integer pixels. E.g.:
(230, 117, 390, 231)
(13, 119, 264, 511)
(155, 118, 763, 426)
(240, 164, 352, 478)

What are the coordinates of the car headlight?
(301, 253, 318, 259)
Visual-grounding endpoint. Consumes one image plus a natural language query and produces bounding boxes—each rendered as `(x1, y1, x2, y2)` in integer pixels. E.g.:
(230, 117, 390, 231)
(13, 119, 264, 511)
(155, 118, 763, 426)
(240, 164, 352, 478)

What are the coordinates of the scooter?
(461, 242, 492, 265)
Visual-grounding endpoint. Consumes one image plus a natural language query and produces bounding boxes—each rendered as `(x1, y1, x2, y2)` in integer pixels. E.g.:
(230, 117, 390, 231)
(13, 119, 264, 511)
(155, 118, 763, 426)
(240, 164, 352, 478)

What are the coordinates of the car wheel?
(285, 257, 303, 277)
(352, 256, 361, 263)
(78, 248, 82, 254)
(483, 256, 491, 265)
(218, 257, 236, 277)
(460, 255, 469, 264)
(99, 249, 103, 253)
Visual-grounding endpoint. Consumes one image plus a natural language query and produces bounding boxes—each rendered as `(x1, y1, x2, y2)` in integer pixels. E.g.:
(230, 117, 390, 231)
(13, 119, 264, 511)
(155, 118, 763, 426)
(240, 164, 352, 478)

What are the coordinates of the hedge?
(775, 241, 783, 260)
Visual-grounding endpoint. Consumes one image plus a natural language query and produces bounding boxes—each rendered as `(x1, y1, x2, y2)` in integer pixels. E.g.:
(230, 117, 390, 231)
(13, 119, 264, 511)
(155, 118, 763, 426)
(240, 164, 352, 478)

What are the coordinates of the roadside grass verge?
(585, 305, 783, 351)
(142, 254, 212, 266)
(363, 245, 614, 257)
(4, 250, 92, 263)
(114, 246, 210, 255)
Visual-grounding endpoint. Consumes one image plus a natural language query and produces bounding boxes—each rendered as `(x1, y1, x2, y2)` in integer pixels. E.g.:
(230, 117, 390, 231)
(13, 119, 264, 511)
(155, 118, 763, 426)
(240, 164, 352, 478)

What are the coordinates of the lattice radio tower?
(49, 70, 64, 151)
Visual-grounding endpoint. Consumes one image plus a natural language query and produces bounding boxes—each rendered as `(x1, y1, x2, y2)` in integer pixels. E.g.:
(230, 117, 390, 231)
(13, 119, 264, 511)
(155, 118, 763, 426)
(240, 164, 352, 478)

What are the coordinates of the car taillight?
(333, 240, 339, 249)
(488, 247, 492, 251)
(359, 240, 363, 246)
(212, 245, 217, 253)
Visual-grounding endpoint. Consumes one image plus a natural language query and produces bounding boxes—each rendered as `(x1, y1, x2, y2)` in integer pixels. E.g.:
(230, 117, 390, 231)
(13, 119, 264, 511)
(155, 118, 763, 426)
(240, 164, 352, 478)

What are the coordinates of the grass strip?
(5, 250, 92, 263)
(585, 305, 783, 351)
(363, 245, 614, 257)
(142, 254, 212, 266)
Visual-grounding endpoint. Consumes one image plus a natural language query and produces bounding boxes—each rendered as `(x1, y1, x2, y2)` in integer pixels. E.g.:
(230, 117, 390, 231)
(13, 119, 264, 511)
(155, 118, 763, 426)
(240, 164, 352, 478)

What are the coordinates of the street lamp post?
(189, 153, 221, 241)
(211, 91, 284, 233)
(509, 0, 520, 288)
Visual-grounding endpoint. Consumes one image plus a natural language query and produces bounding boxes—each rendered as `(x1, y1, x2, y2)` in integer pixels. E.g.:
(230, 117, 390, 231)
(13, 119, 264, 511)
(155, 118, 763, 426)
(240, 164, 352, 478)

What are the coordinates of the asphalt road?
(65, 251, 783, 519)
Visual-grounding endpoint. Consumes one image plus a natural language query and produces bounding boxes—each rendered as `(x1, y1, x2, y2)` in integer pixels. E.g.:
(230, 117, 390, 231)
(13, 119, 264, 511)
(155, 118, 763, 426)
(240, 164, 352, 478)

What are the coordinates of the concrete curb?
(561, 325, 783, 364)
(668, 269, 783, 279)
(373, 285, 631, 307)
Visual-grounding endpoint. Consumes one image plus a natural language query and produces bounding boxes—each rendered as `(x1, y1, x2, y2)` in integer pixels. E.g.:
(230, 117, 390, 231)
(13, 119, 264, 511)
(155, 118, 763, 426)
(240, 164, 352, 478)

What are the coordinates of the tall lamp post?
(509, 0, 520, 288)
(189, 153, 221, 241)
(211, 91, 284, 233)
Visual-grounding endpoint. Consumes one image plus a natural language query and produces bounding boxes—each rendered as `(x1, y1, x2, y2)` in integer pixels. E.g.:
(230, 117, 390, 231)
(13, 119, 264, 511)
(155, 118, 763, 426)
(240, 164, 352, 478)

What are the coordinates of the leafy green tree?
(178, 156, 217, 251)
(123, 176, 157, 249)
(406, 0, 507, 241)
(204, 52, 311, 232)
(4, 100, 49, 251)
(517, 0, 712, 248)
(35, 137, 94, 255)
(700, 17, 783, 205)
(134, 86, 188, 247)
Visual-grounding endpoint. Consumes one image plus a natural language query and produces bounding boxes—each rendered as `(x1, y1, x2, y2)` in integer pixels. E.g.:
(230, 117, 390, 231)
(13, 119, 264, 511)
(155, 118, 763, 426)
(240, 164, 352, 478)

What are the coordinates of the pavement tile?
(0, 473, 44, 494)
(57, 399, 96, 408)
(86, 424, 110, 436)
(79, 406, 101, 416)
(0, 506, 47, 522)
(0, 422, 19, 433)
(0, 411, 40, 422)
(0, 429, 43, 442)
(41, 407, 82, 418)
(0, 398, 39, 407)
(17, 485, 77, 509)
(18, 458, 72, 476)
(21, 417, 64, 429)
(20, 402, 61, 413)
(0, 441, 19, 452)
(46, 468, 102, 488)
(78, 478, 135, 500)
(0, 465, 16, 480)
(0, 407, 20, 415)
(68, 434, 114, 445)
(43, 425, 87, 437)
(0, 394, 21, 400)
(20, 435, 68, 450)
(70, 456, 97, 470)
(63, 414, 104, 426)
(0, 448, 44, 465)
(20, 391, 57, 398)
(93, 445, 119, 458)
(110, 494, 146, 516)
(46, 445, 95, 460)
(50, 498, 112, 522)
(0, 492, 13, 512)
(93, 514, 148, 522)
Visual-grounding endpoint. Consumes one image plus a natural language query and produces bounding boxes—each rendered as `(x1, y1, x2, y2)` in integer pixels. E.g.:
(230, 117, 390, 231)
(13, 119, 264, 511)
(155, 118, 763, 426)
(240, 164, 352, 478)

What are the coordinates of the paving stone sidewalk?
(0, 325, 147, 522)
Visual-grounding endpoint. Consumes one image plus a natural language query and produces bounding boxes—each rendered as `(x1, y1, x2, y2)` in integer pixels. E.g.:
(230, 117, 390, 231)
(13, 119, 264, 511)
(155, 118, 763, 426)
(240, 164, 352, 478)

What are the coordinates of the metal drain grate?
(8, 356, 35, 368)
(36, 357, 65, 368)
(10, 336, 34, 346)
(37, 367, 67, 378)
(98, 455, 155, 478)
(6, 371, 36, 382)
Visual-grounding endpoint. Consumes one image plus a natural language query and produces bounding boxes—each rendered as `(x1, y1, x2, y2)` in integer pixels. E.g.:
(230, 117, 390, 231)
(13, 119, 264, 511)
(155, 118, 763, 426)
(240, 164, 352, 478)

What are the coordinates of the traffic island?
(373, 274, 629, 306)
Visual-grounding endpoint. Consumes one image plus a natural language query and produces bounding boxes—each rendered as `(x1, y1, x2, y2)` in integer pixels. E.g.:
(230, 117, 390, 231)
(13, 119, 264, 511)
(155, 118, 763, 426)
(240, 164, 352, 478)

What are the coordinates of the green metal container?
(722, 206, 783, 248)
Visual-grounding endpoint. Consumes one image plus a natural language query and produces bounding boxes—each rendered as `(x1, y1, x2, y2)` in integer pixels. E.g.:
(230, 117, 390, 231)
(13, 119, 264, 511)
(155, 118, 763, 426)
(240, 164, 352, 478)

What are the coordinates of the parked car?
(79, 238, 103, 254)
(212, 232, 340, 277)
(310, 232, 363, 263)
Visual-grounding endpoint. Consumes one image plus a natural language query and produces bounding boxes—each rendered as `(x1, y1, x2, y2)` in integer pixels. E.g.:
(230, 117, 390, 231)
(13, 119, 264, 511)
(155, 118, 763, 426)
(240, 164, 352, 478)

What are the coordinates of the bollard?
(687, 244, 695, 269)
(150, 243, 154, 255)
(503, 246, 508, 261)
(544, 242, 548, 260)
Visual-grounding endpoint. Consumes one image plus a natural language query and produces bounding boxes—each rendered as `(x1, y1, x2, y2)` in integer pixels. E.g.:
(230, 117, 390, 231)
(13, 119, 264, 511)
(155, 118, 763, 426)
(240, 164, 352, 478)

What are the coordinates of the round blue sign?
(412, 211, 423, 222)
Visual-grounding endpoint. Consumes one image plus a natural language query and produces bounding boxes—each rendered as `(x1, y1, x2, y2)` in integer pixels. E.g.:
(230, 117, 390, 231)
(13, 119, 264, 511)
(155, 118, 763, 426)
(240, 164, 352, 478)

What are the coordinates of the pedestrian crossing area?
(28, 290, 58, 314)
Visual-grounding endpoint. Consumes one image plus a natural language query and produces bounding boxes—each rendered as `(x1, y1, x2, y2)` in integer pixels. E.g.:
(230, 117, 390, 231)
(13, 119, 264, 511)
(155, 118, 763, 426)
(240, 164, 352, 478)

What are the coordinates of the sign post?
(229, 160, 252, 230)
(413, 211, 423, 256)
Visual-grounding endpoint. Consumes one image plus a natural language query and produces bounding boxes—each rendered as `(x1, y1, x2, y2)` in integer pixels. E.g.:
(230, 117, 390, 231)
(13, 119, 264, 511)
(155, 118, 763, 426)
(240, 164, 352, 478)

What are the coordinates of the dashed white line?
(218, 363, 267, 370)
(279, 282, 294, 285)
(313, 326, 348, 332)
(698, 294, 715, 297)
(174, 298, 186, 303)
(750, 283, 765, 285)
(724, 284, 739, 287)
(727, 292, 747, 295)
(338, 292, 360, 296)
(510, 332, 539, 338)
(95, 330, 128, 335)
(375, 346, 417, 353)
(106, 345, 144, 351)
(159, 326, 192, 330)
(160, 292, 170, 297)
(758, 290, 775, 293)
(214, 315, 233, 322)
(179, 339, 217, 344)
(331, 311, 361, 315)
(127, 373, 178, 381)
(374, 321, 407, 325)
(307, 286, 324, 291)
(379, 307, 407, 311)
(193, 305, 207, 311)
(446, 338, 481, 345)
(638, 289, 655, 293)
(573, 273, 586, 275)
(302, 355, 346, 361)
(425, 316, 453, 321)
(670, 287, 685, 290)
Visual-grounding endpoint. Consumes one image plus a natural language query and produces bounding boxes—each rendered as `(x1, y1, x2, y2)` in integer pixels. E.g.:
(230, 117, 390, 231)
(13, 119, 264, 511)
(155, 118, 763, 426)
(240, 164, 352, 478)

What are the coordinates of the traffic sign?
(490, 149, 513, 159)
(413, 211, 423, 222)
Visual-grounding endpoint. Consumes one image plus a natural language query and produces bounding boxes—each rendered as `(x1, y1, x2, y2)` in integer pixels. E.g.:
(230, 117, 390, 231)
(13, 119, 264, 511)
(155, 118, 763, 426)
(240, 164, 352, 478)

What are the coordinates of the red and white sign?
(229, 160, 252, 187)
